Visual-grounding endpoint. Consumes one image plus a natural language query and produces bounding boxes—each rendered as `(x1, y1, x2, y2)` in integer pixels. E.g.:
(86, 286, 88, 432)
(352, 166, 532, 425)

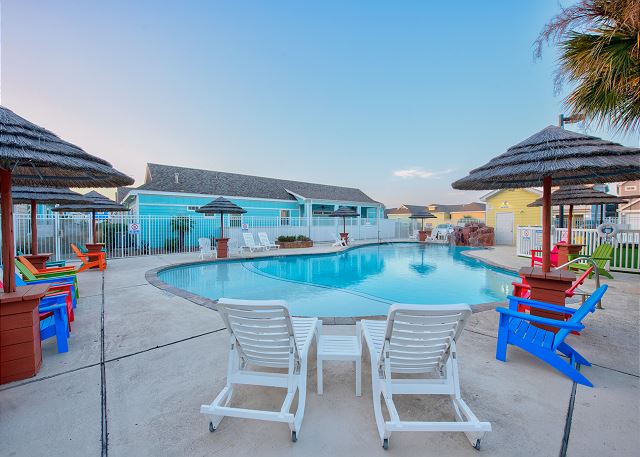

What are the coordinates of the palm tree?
(170, 216, 195, 251)
(535, 0, 639, 132)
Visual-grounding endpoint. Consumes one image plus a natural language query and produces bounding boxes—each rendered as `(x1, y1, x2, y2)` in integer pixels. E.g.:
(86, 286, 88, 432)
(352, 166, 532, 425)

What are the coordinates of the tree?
(170, 216, 195, 251)
(535, 0, 640, 132)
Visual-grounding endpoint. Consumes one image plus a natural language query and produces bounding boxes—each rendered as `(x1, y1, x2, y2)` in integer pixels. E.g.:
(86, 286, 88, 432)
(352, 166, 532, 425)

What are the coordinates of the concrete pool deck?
(0, 244, 638, 456)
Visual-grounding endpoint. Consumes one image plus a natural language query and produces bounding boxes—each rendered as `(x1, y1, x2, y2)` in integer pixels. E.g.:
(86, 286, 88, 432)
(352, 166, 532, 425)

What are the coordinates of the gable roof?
(479, 188, 542, 201)
(387, 202, 485, 215)
(135, 163, 379, 204)
(427, 202, 486, 213)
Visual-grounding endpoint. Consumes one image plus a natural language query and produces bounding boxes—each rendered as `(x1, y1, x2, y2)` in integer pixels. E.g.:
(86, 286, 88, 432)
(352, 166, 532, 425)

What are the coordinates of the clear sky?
(2, 1, 638, 207)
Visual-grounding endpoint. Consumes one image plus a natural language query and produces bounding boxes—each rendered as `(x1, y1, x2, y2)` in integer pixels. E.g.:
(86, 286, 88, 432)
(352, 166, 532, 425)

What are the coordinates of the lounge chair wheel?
(209, 422, 216, 433)
(291, 431, 297, 442)
(382, 439, 389, 450)
(474, 439, 481, 450)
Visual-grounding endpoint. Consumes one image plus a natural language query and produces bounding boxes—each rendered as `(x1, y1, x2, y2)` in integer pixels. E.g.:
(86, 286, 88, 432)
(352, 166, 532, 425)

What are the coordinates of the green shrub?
(277, 235, 311, 242)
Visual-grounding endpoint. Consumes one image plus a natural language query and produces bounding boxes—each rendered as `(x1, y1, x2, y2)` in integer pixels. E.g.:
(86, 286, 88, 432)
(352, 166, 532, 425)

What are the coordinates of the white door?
(495, 212, 514, 245)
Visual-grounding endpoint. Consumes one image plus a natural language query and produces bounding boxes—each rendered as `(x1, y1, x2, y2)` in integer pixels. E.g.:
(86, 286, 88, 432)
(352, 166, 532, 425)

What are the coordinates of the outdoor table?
(0, 283, 50, 384)
(20, 253, 53, 270)
(316, 321, 362, 396)
(85, 243, 105, 254)
(556, 244, 583, 270)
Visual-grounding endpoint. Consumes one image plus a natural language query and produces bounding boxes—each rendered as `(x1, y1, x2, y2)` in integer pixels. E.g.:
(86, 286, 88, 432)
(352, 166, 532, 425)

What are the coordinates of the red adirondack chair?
(530, 241, 567, 268)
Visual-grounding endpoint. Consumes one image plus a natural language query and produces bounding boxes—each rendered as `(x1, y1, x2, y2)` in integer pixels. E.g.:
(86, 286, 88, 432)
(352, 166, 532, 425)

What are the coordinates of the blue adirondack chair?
(39, 296, 70, 353)
(10, 270, 77, 309)
(496, 285, 608, 387)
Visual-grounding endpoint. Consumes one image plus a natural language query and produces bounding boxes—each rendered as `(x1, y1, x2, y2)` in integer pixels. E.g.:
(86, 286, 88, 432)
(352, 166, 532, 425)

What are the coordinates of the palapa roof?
(11, 186, 93, 205)
(52, 190, 130, 212)
(0, 106, 133, 187)
(409, 209, 437, 219)
(330, 206, 360, 217)
(195, 197, 247, 215)
(134, 163, 379, 204)
(452, 126, 640, 190)
(527, 185, 628, 207)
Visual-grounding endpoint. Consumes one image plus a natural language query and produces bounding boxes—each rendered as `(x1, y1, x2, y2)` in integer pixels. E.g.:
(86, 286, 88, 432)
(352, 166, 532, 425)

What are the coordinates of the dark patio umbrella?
(409, 210, 437, 231)
(527, 185, 627, 244)
(196, 197, 246, 239)
(11, 186, 93, 256)
(0, 106, 133, 292)
(452, 125, 640, 272)
(330, 206, 360, 235)
(52, 191, 130, 243)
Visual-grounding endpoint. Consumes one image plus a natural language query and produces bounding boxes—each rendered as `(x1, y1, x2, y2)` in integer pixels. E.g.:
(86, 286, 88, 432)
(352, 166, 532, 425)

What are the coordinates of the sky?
(2, 1, 638, 207)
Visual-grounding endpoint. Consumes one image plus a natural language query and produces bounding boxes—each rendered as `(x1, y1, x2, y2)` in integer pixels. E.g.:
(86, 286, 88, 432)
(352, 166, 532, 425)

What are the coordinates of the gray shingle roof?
(428, 202, 485, 213)
(136, 163, 379, 204)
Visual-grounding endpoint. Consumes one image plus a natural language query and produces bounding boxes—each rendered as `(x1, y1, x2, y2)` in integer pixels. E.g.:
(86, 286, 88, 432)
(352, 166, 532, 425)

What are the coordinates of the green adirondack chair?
(569, 243, 614, 279)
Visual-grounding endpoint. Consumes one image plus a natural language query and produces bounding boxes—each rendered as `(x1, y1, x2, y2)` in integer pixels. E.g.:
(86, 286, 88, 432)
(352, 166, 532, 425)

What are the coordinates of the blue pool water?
(158, 243, 517, 317)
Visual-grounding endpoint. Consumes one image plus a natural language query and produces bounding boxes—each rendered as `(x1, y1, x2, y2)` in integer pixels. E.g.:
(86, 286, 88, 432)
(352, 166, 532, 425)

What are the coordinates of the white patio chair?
(241, 232, 266, 252)
(332, 236, 347, 247)
(408, 230, 418, 240)
(198, 237, 216, 259)
(201, 299, 318, 442)
(361, 304, 491, 450)
(258, 232, 279, 250)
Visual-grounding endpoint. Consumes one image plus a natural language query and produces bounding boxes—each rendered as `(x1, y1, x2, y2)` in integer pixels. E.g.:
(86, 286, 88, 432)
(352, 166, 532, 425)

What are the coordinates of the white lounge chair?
(241, 232, 266, 252)
(408, 230, 419, 240)
(333, 236, 347, 247)
(201, 299, 318, 441)
(361, 304, 491, 450)
(198, 237, 216, 259)
(258, 232, 279, 250)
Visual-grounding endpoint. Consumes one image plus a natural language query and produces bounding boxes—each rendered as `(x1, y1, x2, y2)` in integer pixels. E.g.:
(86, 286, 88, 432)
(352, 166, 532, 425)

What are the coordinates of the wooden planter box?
(276, 241, 314, 249)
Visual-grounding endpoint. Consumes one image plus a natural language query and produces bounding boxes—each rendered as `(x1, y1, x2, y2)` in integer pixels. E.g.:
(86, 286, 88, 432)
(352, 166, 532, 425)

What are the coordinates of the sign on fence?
(128, 223, 141, 235)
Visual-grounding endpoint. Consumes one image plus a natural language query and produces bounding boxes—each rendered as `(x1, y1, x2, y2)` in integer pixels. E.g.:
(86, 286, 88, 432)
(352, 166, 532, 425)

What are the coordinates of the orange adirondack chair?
(18, 255, 76, 275)
(71, 243, 106, 272)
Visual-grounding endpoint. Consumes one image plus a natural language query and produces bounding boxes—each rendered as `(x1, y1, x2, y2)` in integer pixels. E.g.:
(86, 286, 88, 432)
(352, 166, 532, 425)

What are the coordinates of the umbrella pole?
(542, 176, 552, 272)
(343, 217, 346, 234)
(31, 199, 38, 256)
(92, 210, 97, 243)
(567, 205, 574, 244)
(220, 213, 224, 239)
(0, 169, 16, 293)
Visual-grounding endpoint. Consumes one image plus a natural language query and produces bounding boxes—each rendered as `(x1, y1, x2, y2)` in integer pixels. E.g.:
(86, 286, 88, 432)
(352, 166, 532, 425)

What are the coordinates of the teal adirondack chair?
(569, 243, 614, 279)
(496, 285, 608, 387)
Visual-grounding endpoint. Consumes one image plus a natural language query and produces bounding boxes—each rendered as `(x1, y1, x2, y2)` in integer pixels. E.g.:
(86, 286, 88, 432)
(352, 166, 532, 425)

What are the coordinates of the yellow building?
(481, 188, 542, 245)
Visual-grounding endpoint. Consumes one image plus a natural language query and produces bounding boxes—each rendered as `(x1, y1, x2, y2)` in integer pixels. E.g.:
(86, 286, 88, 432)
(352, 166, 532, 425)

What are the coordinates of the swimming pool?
(158, 243, 517, 317)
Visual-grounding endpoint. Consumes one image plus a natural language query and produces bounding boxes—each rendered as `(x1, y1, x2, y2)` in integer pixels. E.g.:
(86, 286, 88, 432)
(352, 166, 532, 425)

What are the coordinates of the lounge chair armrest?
(530, 249, 542, 255)
(506, 296, 577, 314)
(496, 307, 584, 330)
(39, 303, 66, 313)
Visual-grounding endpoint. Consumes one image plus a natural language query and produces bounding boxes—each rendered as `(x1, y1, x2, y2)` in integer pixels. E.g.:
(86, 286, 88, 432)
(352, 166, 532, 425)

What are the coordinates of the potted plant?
(276, 235, 313, 249)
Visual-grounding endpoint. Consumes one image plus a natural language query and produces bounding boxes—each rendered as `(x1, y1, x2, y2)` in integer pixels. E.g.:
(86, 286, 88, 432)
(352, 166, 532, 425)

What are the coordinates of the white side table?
(316, 321, 362, 396)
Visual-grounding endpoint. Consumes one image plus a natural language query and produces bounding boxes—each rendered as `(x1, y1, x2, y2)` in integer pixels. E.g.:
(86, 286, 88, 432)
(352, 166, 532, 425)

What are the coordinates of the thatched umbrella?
(452, 125, 640, 272)
(409, 210, 437, 231)
(0, 106, 133, 292)
(11, 186, 93, 259)
(528, 185, 628, 243)
(330, 206, 359, 241)
(52, 191, 130, 244)
(196, 197, 246, 258)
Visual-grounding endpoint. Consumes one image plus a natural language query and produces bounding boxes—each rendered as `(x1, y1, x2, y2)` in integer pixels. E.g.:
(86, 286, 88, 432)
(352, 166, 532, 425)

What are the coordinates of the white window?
(625, 185, 637, 192)
(187, 205, 199, 212)
(280, 209, 291, 225)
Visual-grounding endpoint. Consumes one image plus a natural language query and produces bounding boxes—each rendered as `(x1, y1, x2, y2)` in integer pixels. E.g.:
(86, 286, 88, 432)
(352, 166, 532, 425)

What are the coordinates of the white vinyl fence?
(517, 226, 640, 273)
(1, 214, 412, 262)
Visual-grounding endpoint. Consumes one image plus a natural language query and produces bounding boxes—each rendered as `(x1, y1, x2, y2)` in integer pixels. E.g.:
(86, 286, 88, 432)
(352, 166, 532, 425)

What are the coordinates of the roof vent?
(174, 173, 179, 184)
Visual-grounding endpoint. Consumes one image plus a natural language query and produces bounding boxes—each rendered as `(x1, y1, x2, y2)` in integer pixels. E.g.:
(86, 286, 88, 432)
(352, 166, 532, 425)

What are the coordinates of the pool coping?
(145, 242, 509, 323)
